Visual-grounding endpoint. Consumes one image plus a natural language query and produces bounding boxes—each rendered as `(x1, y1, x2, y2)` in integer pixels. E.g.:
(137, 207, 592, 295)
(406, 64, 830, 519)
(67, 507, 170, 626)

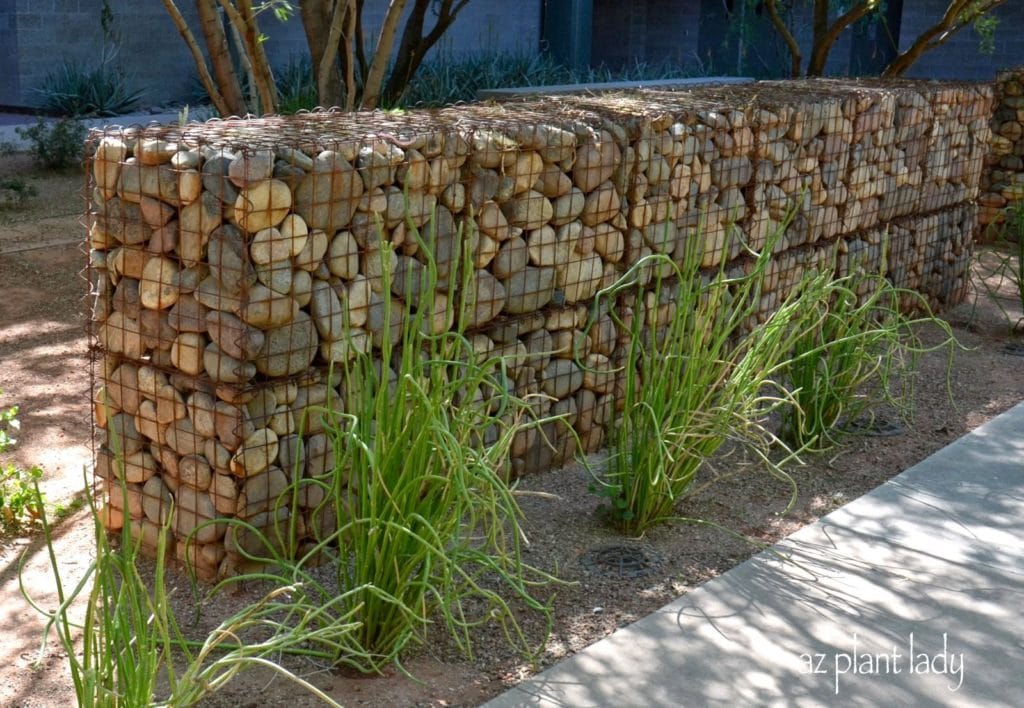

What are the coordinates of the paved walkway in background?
(486, 401, 1024, 707)
(0, 111, 183, 149)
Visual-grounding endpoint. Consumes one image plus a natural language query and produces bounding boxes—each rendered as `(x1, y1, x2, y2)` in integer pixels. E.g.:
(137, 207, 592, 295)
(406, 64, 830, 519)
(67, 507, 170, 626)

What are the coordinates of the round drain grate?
(580, 544, 665, 579)
(845, 416, 904, 438)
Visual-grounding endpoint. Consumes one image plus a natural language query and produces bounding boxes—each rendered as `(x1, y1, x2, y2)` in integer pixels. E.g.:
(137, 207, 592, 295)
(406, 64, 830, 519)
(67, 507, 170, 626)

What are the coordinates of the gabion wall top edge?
(86, 77, 995, 154)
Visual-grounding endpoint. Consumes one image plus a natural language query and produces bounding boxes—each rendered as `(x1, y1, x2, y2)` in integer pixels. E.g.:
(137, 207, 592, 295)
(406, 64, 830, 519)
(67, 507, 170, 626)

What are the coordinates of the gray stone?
(541, 359, 584, 399)
(238, 466, 289, 518)
(295, 150, 364, 230)
(365, 292, 405, 348)
(463, 270, 506, 328)
(174, 486, 224, 543)
(165, 418, 205, 457)
(142, 476, 172, 524)
(188, 391, 217, 438)
(228, 150, 275, 187)
(179, 453, 213, 490)
(204, 342, 257, 383)
(202, 153, 240, 204)
(208, 225, 256, 295)
(501, 190, 554, 230)
(206, 310, 264, 360)
(241, 284, 297, 328)
(195, 275, 243, 314)
(504, 266, 556, 314)
(254, 311, 318, 377)
(210, 472, 239, 515)
(167, 295, 209, 333)
(492, 236, 529, 279)
(310, 279, 347, 341)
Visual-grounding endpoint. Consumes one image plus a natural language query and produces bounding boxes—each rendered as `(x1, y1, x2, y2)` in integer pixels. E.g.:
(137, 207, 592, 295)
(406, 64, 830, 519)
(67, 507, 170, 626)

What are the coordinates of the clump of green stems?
(976, 200, 1024, 332)
(778, 249, 958, 451)
(586, 222, 821, 535)
(22, 468, 351, 707)
(210, 213, 560, 673)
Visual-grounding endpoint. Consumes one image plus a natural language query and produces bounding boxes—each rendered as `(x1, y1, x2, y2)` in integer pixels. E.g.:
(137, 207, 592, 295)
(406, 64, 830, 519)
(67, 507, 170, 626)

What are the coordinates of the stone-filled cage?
(85, 78, 993, 580)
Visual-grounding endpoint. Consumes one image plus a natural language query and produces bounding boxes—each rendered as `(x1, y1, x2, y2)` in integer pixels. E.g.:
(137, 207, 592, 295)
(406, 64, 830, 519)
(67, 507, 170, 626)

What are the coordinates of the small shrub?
(35, 58, 144, 117)
(0, 177, 38, 209)
(1, 396, 44, 529)
(15, 118, 87, 170)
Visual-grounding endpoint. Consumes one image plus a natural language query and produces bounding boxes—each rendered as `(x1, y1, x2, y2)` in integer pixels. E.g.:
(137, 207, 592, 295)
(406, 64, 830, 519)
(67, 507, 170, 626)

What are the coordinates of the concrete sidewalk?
(486, 401, 1024, 707)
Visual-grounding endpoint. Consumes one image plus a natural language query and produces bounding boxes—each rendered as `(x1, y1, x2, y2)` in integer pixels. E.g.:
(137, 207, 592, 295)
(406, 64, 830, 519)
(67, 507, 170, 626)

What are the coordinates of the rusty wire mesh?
(84, 78, 993, 579)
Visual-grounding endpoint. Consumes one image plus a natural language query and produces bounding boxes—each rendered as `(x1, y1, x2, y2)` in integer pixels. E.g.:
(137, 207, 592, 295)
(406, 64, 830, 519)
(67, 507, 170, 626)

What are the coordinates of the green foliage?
(15, 117, 87, 170)
(274, 55, 319, 114)
(397, 51, 686, 107)
(588, 225, 813, 534)
(1, 396, 44, 529)
(777, 255, 953, 450)
(213, 217, 558, 670)
(23, 472, 347, 707)
(0, 177, 38, 209)
(976, 201, 1024, 331)
(35, 59, 144, 117)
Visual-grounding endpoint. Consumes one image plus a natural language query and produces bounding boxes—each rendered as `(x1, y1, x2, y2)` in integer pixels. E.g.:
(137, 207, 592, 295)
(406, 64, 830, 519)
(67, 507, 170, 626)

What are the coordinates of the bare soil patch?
(1, 156, 1022, 707)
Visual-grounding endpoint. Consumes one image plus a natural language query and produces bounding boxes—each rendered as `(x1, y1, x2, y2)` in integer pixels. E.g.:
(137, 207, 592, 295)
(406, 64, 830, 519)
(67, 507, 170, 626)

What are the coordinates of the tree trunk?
(360, 0, 409, 109)
(764, 0, 802, 77)
(195, 0, 246, 115)
(807, 1, 879, 77)
(301, 0, 344, 108)
(382, 0, 470, 106)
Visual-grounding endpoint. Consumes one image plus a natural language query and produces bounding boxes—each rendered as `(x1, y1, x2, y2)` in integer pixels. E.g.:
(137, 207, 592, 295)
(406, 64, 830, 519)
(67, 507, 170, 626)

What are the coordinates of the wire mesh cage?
(85, 78, 993, 579)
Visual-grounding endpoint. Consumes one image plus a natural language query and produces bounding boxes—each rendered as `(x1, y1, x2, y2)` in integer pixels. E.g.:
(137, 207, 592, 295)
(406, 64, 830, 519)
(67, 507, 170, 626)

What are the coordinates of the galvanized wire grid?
(84, 79, 990, 579)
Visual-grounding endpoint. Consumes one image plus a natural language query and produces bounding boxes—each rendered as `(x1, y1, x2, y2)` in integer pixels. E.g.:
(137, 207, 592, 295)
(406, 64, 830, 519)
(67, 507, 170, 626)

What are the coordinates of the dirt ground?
(1, 153, 1022, 707)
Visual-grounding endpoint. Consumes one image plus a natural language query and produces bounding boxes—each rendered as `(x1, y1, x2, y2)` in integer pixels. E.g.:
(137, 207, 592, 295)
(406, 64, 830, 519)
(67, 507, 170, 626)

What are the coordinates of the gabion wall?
(980, 68, 1024, 230)
(86, 79, 993, 579)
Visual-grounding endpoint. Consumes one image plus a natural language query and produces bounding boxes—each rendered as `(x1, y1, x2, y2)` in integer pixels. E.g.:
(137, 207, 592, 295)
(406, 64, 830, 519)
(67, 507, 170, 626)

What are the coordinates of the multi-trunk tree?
(761, 0, 1008, 77)
(160, 0, 471, 116)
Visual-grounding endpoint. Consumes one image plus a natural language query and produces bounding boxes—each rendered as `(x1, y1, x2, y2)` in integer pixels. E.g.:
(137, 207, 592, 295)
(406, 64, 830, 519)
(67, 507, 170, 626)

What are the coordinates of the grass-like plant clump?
(214, 218, 559, 671)
(586, 224, 819, 535)
(778, 252, 956, 450)
(976, 201, 1024, 332)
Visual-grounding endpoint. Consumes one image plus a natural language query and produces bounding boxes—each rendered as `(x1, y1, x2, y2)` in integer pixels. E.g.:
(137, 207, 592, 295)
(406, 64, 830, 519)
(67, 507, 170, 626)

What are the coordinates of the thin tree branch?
(360, 0, 409, 109)
(764, 0, 803, 77)
(808, 1, 880, 75)
(882, 0, 1006, 77)
(318, 0, 349, 107)
(159, 0, 233, 117)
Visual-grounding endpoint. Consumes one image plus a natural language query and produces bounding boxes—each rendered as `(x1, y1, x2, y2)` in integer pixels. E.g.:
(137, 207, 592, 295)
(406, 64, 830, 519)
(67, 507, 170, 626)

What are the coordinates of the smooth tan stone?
(139, 256, 180, 310)
(234, 179, 292, 233)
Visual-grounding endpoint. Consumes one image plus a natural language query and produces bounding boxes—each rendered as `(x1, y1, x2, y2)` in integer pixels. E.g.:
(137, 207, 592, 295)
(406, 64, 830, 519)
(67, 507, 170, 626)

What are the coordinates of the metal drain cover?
(845, 416, 904, 438)
(580, 544, 665, 579)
